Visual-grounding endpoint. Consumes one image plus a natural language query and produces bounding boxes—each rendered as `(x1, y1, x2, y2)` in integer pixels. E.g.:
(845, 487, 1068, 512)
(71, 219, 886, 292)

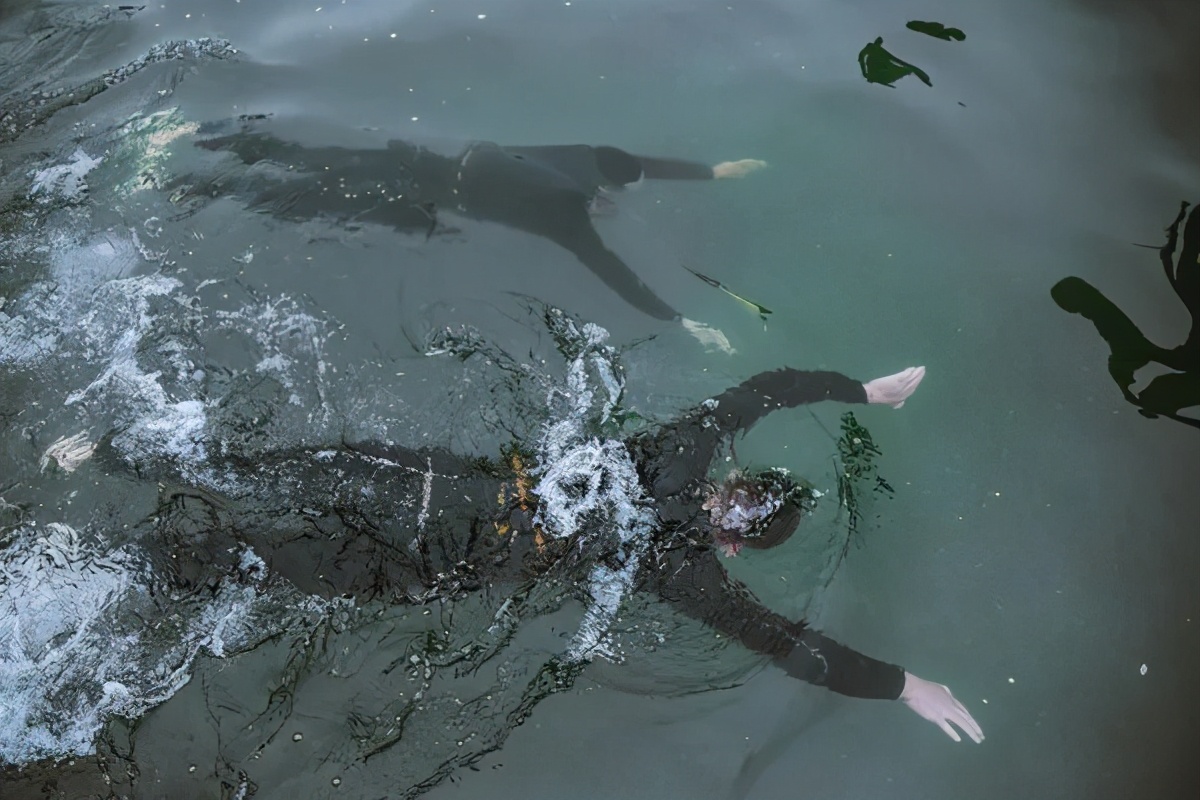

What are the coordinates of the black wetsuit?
(154, 368, 905, 701)
(189, 131, 717, 320)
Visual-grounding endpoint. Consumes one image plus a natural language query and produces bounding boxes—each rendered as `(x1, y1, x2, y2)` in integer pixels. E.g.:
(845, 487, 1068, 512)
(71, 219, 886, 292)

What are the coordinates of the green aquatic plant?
(835, 411, 894, 540)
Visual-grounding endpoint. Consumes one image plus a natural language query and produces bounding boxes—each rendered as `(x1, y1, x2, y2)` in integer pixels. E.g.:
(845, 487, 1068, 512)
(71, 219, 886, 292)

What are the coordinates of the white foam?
(0, 523, 137, 761)
(0, 522, 325, 764)
(0, 220, 342, 763)
(30, 148, 103, 201)
(215, 297, 334, 423)
(0, 233, 141, 368)
(527, 318, 655, 663)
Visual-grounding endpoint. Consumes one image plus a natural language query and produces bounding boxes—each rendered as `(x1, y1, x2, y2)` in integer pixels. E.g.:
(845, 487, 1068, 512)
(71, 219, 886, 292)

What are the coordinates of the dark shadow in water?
(906, 20, 967, 42)
(857, 37, 932, 88)
(1052, 201, 1200, 428)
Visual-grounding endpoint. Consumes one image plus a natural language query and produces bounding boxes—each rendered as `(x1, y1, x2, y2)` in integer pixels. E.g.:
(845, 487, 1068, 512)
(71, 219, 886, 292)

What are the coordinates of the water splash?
(530, 313, 655, 661)
(0, 520, 325, 765)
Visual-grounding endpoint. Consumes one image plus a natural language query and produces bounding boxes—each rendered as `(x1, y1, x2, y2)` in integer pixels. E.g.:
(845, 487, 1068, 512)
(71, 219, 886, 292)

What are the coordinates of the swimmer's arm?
(655, 549, 985, 742)
(636, 156, 767, 180)
(653, 549, 903, 699)
(709, 366, 926, 434)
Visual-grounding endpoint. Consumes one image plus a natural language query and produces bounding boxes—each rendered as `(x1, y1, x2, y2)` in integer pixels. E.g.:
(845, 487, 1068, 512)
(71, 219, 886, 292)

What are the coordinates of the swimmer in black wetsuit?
(143, 361, 983, 745)
(184, 125, 766, 321)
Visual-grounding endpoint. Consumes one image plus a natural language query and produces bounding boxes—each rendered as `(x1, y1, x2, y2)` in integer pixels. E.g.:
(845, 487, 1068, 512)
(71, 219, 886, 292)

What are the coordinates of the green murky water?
(1, 1, 1196, 798)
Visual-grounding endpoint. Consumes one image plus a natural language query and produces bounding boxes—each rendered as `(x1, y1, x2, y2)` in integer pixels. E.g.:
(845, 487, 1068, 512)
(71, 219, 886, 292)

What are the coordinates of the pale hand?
(681, 318, 736, 354)
(900, 672, 984, 743)
(863, 366, 926, 408)
(711, 159, 768, 179)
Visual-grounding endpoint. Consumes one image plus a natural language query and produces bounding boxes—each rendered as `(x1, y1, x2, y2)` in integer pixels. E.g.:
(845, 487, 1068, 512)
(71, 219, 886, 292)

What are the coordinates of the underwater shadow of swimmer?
(180, 122, 766, 325)
(1052, 200, 1200, 429)
(858, 37, 932, 88)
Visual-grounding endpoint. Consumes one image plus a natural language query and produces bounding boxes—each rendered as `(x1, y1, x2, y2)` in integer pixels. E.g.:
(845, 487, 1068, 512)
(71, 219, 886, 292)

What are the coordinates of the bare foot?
(862, 366, 926, 408)
(711, 159, 768, 179)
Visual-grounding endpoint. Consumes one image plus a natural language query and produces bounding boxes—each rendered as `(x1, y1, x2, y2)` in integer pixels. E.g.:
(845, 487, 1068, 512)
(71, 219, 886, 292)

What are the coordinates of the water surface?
(1, 1, 1197, 798)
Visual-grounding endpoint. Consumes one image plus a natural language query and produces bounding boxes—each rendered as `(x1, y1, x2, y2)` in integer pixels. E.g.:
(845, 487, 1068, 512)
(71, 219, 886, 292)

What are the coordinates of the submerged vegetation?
(835, 411, 894, 540)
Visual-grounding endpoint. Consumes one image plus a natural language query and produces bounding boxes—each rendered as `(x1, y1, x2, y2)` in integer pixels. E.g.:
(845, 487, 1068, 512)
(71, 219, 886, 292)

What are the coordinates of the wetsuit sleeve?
(635, 155, 717, 181)
(711, 369, 868, 435)
(546, 209, 681, 320)
(654, 548, 906, 699)
(635, 370, 868, 498)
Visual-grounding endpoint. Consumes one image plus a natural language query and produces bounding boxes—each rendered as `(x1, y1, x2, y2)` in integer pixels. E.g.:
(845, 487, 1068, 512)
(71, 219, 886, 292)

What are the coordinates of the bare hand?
(681, 317, 736, 354)
(900, 672, 984, 743)
(711, 159, 768, 179)
(862, 366, 925, 408)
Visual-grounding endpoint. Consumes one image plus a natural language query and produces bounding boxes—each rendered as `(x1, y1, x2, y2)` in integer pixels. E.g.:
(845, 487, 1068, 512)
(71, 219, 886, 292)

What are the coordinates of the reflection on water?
(1052, 201, 1199, 428)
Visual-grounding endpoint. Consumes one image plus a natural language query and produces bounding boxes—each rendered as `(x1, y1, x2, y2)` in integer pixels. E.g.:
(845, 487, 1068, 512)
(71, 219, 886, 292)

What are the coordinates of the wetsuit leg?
(193, 133, 441, 231)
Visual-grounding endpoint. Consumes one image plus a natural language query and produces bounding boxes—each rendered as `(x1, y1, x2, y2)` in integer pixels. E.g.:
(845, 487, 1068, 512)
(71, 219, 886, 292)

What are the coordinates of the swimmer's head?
(702, 469, 816, 557)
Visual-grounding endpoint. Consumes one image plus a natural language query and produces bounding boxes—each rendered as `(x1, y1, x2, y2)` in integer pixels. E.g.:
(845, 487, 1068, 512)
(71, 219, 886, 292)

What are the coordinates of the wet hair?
(593, 146, 644, 186)
(740, 501, 804, 550)
(705, 468, 816, 552)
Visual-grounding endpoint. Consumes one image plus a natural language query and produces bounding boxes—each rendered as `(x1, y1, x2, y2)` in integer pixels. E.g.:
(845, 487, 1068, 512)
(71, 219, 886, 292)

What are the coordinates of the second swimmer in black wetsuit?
(138, 360, 983, 745)
(182, 124, 766, 321)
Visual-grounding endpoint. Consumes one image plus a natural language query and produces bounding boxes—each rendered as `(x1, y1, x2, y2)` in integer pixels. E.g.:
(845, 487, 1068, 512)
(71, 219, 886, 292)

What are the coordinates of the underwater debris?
(683, 266, 773, 322)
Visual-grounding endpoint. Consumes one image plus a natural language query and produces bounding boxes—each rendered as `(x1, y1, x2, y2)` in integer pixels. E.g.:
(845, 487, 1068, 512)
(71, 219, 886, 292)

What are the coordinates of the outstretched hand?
(863, 366, 926, 408)
(681, 318, 736, 354)
(900, 672, 984, 743)
(711, 159, 768, 179)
